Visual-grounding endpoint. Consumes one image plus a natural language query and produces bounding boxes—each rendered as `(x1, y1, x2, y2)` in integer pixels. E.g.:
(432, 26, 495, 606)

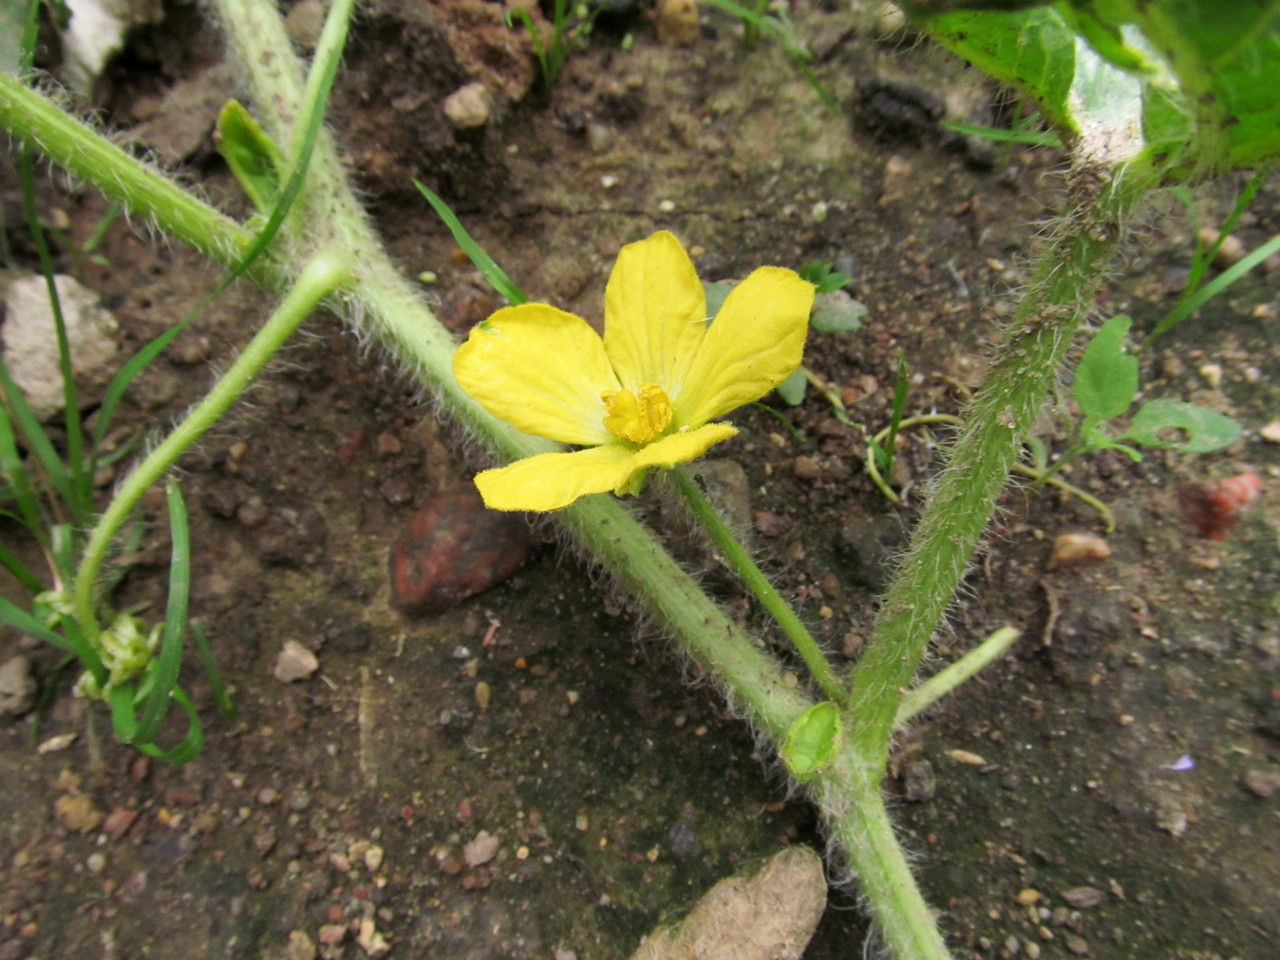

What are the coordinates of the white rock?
(0, 655, 38, 716)
(273, 640, 319, 683)
(443, 83, 492, 130)
(3, 275, 119, 420)
(629, 846, 826, 960)
(463, 829, 500, 866)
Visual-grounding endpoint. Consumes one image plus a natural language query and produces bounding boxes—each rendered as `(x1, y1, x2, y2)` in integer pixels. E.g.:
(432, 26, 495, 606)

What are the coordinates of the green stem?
(73, 249, 353, 640)
(0, 74, 262, 279)
(671, 466, 846, 703)
(895, 626, 1019, 726)
(815, 750, 953, 960)
(846, 166, 1153, 772)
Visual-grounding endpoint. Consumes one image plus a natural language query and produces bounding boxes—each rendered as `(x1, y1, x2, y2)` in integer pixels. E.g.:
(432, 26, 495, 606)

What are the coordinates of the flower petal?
(603, 231, 707, 393)
(453, 304, 619, 445)
(633, 423, 738, 470)
(675, 266, 813, 426)
(473, 445, 642, 512)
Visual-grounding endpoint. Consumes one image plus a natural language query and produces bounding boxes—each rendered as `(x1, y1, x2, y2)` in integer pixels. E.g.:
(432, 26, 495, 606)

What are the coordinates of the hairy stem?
(847, 166, 1152, 771)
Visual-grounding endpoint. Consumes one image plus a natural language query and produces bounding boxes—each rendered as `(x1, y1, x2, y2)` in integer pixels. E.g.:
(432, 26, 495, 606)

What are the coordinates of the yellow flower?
(452, 231, 814, 511)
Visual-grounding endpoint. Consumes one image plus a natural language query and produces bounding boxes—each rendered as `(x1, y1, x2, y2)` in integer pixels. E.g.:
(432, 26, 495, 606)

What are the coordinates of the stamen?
(601, 383, 673, 443)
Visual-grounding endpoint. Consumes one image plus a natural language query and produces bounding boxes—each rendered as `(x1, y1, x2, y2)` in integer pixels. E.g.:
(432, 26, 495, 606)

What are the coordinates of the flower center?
(601, 383, 673, 444)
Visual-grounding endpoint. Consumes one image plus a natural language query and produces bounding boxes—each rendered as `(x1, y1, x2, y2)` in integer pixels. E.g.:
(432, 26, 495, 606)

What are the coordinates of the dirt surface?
(2, 2, 1279, 959)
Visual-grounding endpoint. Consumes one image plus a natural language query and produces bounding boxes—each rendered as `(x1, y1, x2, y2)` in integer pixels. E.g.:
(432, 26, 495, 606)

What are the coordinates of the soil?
(2, 2, 1279, 959)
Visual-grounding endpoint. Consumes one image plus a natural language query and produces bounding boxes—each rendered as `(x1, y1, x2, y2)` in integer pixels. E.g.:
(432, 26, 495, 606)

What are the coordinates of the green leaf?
(702, 280, 736, 320)
(797, 260, 853, 295)
(216, 100, 286, 214)
(1072, 315, 1137, 422)
(811, 293, 867, 333)
(1121, 399, 1241, 453)
(775, 368, 807, 406)
(781, 700, 842, 782)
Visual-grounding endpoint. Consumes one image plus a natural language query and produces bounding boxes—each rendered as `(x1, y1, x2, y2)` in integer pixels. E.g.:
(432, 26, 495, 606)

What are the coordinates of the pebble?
(946, 748, 987, 766)
(389, 491, 530, 614)
(1060, 886, 1104, 908)
(464, 830, 500, 867)
(443, 82, 492, 129)
(273, 640, 319, 683)
(0, 655, 38, 716)
(879, 154, 915, 205)
(753, 511, 792, 538)
(365, 844, 385, 871)
(475, 681, 492, 711)
(357, 918, 391, 958)
(1064, 933, 1091, 955)
(54, 793, 104, 833)
(285, 930, 316, 960)
(2, 275, 119, 420)
(655, 0, 699, 46)
(318, 924, 347, 946)
(902, 759, 936, 802)
(793, 456, 822, 481)
(1242, 768, 1280, 798)
(1046, 532, 1111, 570)
(1197, 226, 1245, 268)
(102, 807, 140, 838)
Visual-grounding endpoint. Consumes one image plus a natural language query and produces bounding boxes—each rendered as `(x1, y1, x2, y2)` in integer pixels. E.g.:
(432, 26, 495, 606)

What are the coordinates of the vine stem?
(73, 250, 353, 640)
(845, 166, 1155, 773)
(670, 466, 846, 702)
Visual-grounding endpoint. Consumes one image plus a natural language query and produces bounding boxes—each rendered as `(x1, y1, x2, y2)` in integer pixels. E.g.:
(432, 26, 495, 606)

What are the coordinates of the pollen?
(601, 383, 673, 444)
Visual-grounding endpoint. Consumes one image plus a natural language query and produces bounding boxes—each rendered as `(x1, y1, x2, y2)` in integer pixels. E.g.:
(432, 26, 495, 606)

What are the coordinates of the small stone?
(753, 511, 792, 538)
(656, 0, 699, 46)
(443, 82, 492, 129)
(879, 155, 915, 205)
(1047, 532, 1111, 570)
(793, 456, 822, 481)
(902, 760, 936, 802)
(1242, 768, 1280, 798)
(37, 732, 78, 753)
(1060, 886, 1105, 908)
(389, 492, 530, 614)
(1015, 888, 1043, 906)
(475, 681, 491, 711)
(285, 930, 317, 960)
(273, 641, 319, 683)
(464, 830, 500, 867)
(1198, 226, 1245, 268)
(86, 852, 106, 873)
(376, 432, 402, 456)
(253, 830, 277, 858)
(357, 918, 391, 958)
(946, 748, 987, 766)
(1258, 420, 1280, 443)
(102, 807, 140, 838)
(55, 793, 104, 833)
(364, 844, 385, 872)
(0, 655, 38, 716)
(236, 497, 269, 528)
(318, 924, 347, 946)
(1064, 933, 1091, 956)
(378, 479, 414, 506)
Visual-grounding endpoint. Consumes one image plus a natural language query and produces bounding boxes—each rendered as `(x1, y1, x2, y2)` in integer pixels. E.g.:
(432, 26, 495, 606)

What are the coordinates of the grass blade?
(0, 537, 44, 595)
(0, 595, 72, 651)
(192, 620, 236, 720)
(0, 400, 49, 548)
(132, 479, 190, 743)
(412, 181, 529, 306)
